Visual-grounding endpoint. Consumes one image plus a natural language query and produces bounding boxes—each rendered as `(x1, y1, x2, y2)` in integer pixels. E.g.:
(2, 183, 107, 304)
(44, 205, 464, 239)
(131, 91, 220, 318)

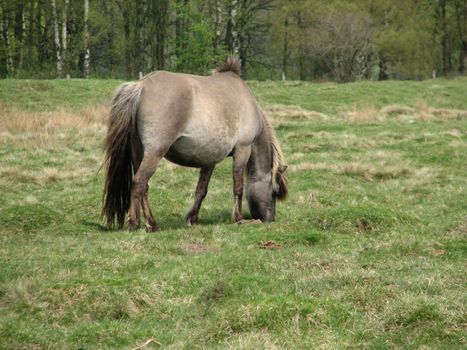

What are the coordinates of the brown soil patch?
(258, 240, 282, 250)
(182, 242, 219, 255)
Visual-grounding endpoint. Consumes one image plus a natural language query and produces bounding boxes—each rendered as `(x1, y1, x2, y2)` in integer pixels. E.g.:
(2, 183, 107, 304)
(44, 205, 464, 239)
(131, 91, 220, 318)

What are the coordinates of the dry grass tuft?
(290, 160, 420, 182)
(449, 140, 467, 148)
(445, 129, 463, 138)
(379, 105, 416, 116)
(341, 102, 467, 123)
(23, 195, 40, 205)
(0, 103, 108, 148)
(295, 190, 325, 208)
(266, 104, 329, 120)
(341, 104, 381, 122)
(415, 100, 431, 121)
(0, 167, 41, 184)
(0, 165, 93, 185)
(0, 103, 108, 133)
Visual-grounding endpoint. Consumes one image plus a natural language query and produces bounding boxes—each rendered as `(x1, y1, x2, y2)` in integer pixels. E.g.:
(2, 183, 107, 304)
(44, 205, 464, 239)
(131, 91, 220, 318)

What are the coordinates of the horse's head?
(245, 108, 288, 222)
(247, 165, 288, 222)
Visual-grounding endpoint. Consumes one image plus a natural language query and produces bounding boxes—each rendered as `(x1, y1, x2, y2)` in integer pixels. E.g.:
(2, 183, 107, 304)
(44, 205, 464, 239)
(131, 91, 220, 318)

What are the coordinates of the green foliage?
(1, 0, 466, 80)
(170, 7, 226, 74)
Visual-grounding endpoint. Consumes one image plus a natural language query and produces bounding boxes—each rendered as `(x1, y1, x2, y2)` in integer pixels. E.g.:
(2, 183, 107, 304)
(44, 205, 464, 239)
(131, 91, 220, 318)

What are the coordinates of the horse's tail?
(102, 82, 143, 228)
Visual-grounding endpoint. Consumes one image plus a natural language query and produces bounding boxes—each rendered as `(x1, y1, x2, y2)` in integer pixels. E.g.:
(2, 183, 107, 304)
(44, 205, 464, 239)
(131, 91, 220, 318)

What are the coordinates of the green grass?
(0, 77, 466, 349)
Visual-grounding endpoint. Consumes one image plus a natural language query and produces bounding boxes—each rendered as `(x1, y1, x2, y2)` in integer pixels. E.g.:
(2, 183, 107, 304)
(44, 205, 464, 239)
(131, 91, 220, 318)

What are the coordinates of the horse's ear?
(279, 165, 288, 174)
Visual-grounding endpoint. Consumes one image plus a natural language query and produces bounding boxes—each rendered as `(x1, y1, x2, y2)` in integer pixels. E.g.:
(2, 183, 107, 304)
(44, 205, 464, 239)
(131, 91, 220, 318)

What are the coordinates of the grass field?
(0, 77, 466, 349)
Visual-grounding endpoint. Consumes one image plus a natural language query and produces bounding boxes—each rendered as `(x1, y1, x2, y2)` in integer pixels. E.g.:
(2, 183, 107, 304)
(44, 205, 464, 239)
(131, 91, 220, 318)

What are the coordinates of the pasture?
(0, 78, 466, 349)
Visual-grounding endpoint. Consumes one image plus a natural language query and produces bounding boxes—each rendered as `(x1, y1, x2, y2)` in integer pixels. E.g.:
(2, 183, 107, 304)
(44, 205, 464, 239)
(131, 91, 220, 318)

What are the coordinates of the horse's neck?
(247, 124, 272, 179)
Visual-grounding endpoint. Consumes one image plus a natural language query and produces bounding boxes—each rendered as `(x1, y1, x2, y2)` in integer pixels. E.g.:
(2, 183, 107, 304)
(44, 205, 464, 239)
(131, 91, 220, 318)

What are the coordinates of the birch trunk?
(62, 0, 69, 76)
(214, 0, 222, 48)
(1, 5, 14, 75)
(83, 0, 90, 78)
(225, 0, 239, 55)
(17, 7, 26, 68)
(231, 0, 239, 55)
(52, 0, 63, 77)
(282, 18, 289, 80)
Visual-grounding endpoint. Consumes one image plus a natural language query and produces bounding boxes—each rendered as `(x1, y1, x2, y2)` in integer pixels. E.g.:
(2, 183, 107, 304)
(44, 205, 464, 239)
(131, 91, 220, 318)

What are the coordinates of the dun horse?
(102, 57, 288, 231)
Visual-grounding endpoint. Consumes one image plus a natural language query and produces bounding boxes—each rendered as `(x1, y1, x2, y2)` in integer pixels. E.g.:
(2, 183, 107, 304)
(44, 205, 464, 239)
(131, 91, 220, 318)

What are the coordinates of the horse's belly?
(165, 136, 234, 167)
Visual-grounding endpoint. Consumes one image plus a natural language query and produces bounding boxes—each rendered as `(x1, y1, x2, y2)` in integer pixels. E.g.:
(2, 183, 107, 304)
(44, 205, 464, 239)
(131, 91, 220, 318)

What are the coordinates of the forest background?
(0, 0, 466, 82)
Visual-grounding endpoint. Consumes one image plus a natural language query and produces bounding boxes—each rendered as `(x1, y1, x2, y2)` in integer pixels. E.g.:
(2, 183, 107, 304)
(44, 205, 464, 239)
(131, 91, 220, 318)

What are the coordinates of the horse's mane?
(214, 55, 242, 76)
(261, 113, 288, 200)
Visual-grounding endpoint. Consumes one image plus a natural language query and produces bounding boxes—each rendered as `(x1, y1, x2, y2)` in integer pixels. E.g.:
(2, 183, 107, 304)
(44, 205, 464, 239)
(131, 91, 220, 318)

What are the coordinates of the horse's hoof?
(185, 213, 198, 226)
(128, 223, 139, 231)
(145, 224, 160, 233)
(186, 217, 198, 226)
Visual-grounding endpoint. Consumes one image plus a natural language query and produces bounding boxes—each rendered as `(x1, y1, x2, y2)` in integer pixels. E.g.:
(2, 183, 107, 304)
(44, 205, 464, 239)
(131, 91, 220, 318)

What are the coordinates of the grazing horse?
(102, 57, 288, 231)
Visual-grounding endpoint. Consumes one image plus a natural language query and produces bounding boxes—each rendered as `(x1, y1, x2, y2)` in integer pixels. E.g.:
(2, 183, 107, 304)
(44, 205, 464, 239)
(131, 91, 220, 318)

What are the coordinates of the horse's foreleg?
(185, 165, 215, 226)
(128, 151, 162, 231)
(232, 145, 252, 222)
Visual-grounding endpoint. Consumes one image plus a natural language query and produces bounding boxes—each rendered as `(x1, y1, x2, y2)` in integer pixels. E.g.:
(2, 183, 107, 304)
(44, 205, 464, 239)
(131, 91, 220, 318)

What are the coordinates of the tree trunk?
(214, 0, 222, 48)
(27, 0, 36, 65)
(62, 0, 69, 76)
(104, 0, 113, 73)
(83, 0, 90, 78)
(37, 0, 46, 65)
(52, 0, 63, 77)
(439, 0, 451, 75)
(14, 2, 26, 69)
(455, 0, 467, 73)
(296, 11, 306, 81)
(282, 17, 289, 80)
(1, 4, 14, 76)
(231, 0, 239, 55)
(154, 0, 169, 70)
(134, 1, 145, 73)
(225, 0, 239, 55)
(175, 0, 188, 69)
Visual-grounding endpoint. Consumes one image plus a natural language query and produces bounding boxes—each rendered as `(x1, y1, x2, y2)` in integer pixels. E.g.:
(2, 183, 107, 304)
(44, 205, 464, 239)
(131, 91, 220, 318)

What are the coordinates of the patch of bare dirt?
(182, 242, 219, 255)
(258, 240, 282, 250)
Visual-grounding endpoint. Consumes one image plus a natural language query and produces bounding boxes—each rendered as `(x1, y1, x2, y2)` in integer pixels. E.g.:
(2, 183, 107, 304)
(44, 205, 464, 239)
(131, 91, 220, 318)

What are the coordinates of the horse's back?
(137, 71, 262, 167)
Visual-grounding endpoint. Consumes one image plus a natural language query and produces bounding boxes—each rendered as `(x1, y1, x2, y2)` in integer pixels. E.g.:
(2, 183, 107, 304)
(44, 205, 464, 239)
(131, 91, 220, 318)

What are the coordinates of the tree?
(454, 0, 467, 73)
(438, 0, 452, 74)
(83, 0, 90, 77)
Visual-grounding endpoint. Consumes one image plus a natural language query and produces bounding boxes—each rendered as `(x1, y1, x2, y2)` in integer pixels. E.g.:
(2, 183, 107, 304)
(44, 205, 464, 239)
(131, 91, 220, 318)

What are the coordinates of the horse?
(102, 57, 288, 231)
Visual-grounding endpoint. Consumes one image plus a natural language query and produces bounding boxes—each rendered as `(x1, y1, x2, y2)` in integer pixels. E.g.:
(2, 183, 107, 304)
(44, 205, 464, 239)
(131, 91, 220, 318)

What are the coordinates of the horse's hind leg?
(128, 149, 163, 231)
(142, 190, 158, 232)
(185, 165, 215, 226)
(131, 137, 159, 232)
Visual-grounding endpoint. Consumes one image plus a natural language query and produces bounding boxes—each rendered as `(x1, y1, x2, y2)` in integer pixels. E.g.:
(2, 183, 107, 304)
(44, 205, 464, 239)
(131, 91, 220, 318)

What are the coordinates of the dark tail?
(102, 82, 143, 228)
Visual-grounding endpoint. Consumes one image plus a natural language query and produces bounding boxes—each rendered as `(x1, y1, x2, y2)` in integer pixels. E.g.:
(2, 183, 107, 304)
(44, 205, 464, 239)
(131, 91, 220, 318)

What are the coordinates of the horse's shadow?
(79, 220, 112, 232)
(81, 209, 243, 233)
